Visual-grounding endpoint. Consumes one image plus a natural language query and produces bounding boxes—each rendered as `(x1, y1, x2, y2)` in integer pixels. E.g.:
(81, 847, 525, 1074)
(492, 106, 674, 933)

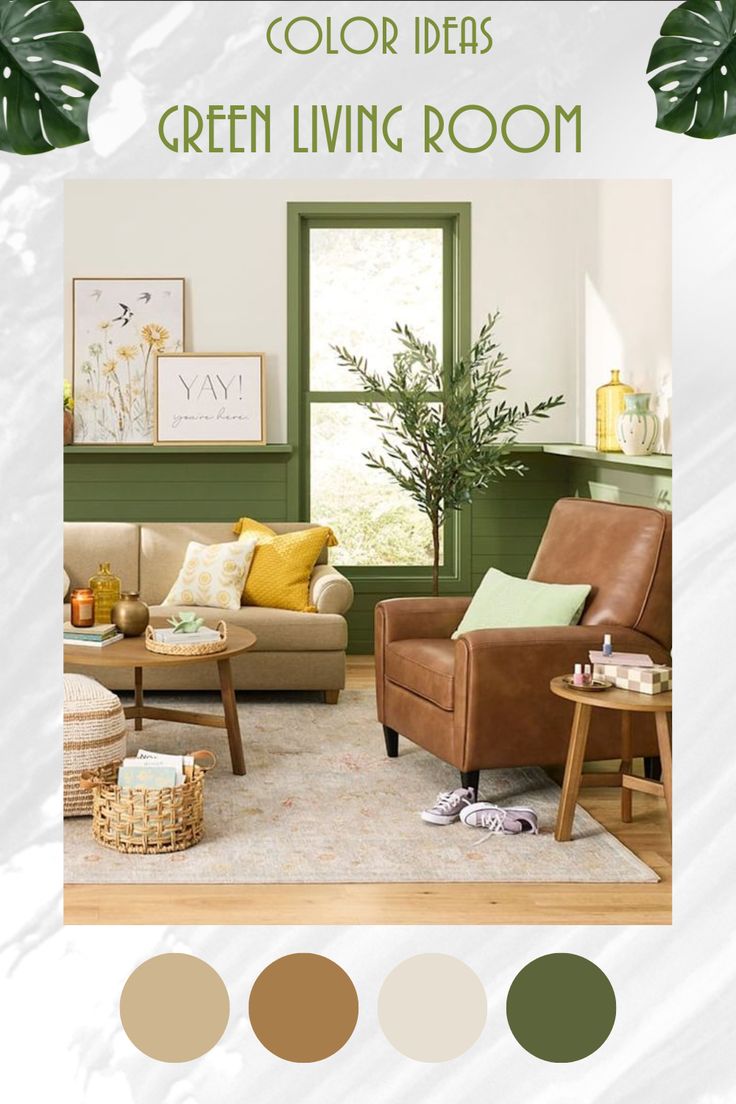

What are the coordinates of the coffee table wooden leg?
(218, 657, 245, 775)
(134, 666, 143, 732)
(555, 702, 592, 842)
(620, 711, 633, 823)
(655, 711, 672, 832)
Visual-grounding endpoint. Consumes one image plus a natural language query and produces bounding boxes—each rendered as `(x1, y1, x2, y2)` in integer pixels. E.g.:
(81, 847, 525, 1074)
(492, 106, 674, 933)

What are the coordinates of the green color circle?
(506, 953, 616, 1062)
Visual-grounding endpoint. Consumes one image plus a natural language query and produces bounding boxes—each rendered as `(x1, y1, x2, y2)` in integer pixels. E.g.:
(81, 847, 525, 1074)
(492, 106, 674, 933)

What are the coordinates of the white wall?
(579, 180, 672, 449)
(64, 179, 671, 446)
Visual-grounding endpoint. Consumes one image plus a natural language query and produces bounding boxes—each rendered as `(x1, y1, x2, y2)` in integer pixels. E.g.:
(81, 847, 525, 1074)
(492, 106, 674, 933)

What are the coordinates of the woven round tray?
(80, 749, 216, 854)
(144, 619, 228, 656)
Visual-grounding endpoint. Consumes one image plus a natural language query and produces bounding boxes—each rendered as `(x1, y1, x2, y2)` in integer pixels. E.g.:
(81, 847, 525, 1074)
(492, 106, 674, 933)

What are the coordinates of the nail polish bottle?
(573, 663, 584, 687)
(602, 633, 613, 657)
(583, 663, 593, 686)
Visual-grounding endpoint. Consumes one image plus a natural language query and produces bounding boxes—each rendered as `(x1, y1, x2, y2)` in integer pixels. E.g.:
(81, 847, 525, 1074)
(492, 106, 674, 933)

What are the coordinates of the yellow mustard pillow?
(232, 518, 338, 612)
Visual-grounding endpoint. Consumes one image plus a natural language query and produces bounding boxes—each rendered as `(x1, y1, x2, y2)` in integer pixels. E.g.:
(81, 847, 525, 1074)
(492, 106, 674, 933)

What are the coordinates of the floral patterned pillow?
(163, 538, 257, 611)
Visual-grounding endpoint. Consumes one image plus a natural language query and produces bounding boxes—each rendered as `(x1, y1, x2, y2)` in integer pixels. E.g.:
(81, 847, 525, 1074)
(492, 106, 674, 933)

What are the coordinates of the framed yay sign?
(154, 353, 266, 445)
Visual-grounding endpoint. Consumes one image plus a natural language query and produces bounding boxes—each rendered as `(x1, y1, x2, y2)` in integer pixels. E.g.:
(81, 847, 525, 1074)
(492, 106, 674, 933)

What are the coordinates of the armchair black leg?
(383, 725, 399, 758)
(644, 756, 661, 780)
(461, 770, 480, 797)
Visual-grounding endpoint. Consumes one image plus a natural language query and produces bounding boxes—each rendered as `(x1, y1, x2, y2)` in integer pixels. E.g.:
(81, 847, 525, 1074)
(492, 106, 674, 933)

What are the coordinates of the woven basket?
(80, 750, 216, 854)
(145, 620, 228, 656)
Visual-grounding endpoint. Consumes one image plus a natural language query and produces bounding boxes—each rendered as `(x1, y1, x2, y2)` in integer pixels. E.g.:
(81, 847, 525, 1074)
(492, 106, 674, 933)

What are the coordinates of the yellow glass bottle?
(89, 561, 121, 625)
(595, 369, 633, 452)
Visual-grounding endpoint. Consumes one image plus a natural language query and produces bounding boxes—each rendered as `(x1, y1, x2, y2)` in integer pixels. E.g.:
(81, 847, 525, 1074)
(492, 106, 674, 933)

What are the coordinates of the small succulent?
(167, 612, 205, 633)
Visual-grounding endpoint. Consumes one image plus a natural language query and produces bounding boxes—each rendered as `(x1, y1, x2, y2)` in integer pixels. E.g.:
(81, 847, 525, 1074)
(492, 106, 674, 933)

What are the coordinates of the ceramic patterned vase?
(616, 393, 660, 456)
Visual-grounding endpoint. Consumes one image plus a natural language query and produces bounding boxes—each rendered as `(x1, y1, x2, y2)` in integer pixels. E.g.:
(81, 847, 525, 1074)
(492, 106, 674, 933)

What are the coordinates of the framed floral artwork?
(154, 353, 266, 445)
(72, 277, 185, 444)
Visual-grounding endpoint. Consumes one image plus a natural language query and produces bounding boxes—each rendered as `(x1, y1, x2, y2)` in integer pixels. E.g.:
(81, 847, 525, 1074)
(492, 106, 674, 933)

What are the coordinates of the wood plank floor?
(64, 656, 671, 926)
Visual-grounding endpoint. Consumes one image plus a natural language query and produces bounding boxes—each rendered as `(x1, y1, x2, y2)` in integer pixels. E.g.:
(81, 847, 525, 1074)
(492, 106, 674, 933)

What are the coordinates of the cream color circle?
(378, 954, 487, 1061)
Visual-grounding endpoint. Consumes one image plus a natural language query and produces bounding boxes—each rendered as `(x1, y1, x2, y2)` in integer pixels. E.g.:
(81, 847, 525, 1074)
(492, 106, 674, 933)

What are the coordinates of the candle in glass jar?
(70, 587, 95, 627)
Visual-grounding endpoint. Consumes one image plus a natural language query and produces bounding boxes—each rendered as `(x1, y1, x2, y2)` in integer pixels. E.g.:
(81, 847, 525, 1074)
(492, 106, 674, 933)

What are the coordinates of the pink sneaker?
(460, 803, 539, 837)
(421, 787, 477, 825)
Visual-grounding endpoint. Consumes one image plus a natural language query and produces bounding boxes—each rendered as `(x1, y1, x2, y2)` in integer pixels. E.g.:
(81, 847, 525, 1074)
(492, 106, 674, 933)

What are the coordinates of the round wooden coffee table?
(550, 675, 672, 842)
(64, 620, 256, 775)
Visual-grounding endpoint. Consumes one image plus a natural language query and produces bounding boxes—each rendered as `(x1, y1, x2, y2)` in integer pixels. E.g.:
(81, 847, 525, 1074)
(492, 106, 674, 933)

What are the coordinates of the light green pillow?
(452, 568, 591, 638)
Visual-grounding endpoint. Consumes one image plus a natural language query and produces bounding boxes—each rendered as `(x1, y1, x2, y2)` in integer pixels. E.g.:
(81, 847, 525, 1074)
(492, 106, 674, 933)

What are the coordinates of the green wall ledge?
(62, 442, 669, 470)
(63, 444, 294, 455)
(512, 443, 671, 473)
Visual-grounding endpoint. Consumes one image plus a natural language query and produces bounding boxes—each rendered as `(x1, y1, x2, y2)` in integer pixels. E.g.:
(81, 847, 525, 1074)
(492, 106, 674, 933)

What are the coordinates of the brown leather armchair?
(375, 498, 672, 793)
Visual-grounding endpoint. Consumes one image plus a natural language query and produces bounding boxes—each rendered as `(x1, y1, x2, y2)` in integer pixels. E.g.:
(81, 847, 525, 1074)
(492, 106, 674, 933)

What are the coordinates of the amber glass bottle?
(595, 370, 633, 452)
(89, 562, 121, 624)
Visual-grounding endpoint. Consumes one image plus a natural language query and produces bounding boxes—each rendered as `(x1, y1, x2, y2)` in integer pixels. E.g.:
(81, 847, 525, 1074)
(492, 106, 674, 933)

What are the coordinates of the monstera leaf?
(0, 0, 100, 155)
(647, 0, 736, 138)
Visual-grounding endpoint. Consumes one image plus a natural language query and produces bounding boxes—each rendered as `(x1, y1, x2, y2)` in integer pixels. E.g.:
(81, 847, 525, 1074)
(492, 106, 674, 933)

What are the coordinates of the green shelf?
(64, 444, 294, 456)
(539, 444, 671, 472)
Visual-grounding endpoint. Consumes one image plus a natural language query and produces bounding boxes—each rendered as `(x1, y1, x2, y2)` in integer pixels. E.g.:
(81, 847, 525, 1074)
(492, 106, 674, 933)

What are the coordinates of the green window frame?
(286, 201, 472, 589)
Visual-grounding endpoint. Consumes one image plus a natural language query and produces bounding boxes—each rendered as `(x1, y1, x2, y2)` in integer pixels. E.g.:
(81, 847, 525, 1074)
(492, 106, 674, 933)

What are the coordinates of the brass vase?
(112, 591, 150, 636)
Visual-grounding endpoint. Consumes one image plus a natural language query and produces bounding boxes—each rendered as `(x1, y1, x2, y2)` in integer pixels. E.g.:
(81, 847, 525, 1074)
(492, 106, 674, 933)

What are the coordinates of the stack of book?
(118, 749, 194, 789)
(64, 621, 124, 647)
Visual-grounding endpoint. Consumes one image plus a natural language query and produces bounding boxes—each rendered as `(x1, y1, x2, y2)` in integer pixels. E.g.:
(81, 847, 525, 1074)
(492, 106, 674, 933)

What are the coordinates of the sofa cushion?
(529, 498, 670, 643)
(452, 567, 590, 638)
(162, 538, 257, 610)
(139, 522, 332, 605)
(64, 522, 140, 594)
(140, 523, 247, 605)
(385, 639, 456, 711)
(149, 604, 347, 652)
(234, 519, 338, 612)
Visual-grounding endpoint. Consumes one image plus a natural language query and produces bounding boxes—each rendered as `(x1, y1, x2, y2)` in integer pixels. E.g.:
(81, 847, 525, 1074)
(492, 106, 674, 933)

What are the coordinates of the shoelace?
(475, 809, 510, 842)
(432, 790, 462, 814)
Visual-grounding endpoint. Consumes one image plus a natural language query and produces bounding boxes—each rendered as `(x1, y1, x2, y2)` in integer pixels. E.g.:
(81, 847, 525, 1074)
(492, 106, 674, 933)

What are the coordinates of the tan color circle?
(378, 954, 487, 1062)
(249, 953, 358, 1062)
(120, 954, 229, 1062)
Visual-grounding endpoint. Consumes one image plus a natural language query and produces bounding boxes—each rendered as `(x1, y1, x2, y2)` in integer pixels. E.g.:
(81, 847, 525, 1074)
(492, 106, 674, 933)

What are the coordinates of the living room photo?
(62, 178, 672, 926)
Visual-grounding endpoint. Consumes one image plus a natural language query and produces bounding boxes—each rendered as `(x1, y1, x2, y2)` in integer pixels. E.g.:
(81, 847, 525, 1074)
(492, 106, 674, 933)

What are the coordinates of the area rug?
(64, 690, 658, 884)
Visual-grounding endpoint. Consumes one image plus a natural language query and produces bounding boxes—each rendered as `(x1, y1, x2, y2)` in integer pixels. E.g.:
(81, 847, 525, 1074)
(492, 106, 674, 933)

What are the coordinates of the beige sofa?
(63, 522, 353, 698)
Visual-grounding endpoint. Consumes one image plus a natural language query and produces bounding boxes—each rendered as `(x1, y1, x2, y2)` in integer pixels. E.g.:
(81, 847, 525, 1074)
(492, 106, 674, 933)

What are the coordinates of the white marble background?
(1, 1, 733, 1100)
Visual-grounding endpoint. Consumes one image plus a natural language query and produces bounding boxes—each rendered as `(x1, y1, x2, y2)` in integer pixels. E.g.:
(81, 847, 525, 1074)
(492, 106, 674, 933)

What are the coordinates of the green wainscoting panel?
(64, 450, 291, 524)
(470, 453, 570, 595)
(566, 459, 672, 511)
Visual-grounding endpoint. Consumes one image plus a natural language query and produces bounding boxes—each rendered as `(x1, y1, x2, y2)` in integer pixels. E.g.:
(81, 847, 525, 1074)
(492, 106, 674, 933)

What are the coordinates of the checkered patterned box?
(592, 663, 673, 695)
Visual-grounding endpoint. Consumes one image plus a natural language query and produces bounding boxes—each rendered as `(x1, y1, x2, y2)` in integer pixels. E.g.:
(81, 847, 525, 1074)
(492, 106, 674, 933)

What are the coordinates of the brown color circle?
(120, 954, 229, 1062)
(249, 953, 359, 1062)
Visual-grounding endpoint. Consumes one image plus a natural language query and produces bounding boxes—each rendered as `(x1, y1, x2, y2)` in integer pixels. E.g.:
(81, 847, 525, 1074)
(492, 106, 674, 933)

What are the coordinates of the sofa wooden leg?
(324, 689, 340, 704)
(461, 770, 480, 796)
(383, 725, 399, 757)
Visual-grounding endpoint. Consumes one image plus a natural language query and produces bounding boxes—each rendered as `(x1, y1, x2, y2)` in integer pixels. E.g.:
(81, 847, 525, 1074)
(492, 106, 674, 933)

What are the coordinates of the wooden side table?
(550, 676, 672, 842)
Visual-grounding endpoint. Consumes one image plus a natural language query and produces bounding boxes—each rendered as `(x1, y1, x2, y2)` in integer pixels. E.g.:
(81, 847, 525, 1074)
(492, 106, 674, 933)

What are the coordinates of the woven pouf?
(64, 674, 127, 817)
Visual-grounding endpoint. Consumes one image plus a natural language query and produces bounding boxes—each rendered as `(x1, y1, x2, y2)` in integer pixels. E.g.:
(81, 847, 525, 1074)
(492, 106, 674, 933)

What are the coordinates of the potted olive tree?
(334, 312, 563, 595)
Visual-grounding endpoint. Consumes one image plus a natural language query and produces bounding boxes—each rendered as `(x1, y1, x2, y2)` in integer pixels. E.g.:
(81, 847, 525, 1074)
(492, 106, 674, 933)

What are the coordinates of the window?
(290, 204, 470, 576)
